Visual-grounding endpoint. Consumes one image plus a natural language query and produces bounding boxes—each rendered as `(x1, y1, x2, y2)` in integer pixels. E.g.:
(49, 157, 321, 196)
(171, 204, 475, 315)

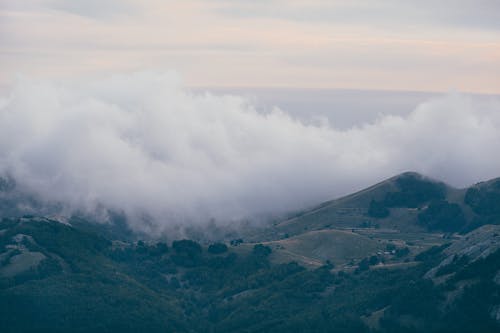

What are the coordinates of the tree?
(208, 242, 228, 254)
(368, 199, 389, 218)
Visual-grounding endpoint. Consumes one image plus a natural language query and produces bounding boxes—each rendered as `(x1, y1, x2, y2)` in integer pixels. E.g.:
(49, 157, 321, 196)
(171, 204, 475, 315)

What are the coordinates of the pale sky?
(1, 0, 500, 93)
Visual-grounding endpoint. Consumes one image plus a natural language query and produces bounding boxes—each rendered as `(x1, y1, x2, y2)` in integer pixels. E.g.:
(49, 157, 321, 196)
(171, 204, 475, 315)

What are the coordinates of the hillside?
(1, 216, 499, 332)
(237, 172, 500, 268)
(1, 172, 500, 332)
(267, 172, 465, 236)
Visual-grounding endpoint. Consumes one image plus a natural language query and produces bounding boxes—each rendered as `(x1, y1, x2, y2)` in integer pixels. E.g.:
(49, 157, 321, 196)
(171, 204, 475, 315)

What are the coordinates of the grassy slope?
(264, 229, 382, 267)
(270, 172, 466, 236)
(241, 173, 462, 268)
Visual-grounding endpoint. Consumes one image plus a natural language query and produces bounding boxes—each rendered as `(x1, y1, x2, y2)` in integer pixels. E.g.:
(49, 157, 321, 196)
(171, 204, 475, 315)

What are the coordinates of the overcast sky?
(1, 0, 499, 93)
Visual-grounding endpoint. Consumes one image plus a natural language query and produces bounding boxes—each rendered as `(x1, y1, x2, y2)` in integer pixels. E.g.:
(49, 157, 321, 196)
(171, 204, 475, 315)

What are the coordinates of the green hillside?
(264, 229, 382, 267)
(1, 173, 500, 332)
(0, 215, 499, 332)
(268, 172, 465, 237)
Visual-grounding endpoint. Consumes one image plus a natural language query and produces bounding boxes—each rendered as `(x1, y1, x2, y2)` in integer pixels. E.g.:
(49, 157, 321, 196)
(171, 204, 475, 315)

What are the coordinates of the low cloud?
(0, 71, 499, 232)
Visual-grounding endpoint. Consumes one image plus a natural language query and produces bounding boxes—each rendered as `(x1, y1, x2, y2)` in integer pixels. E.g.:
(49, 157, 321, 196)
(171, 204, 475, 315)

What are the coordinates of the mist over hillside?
(1, 72, 500, 232)
(1, 173, 500, 332)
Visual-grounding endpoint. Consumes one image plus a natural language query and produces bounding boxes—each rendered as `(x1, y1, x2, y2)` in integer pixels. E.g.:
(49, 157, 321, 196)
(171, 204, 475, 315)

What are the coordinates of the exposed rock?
(491, 305, 500, 322)
(425, 225, 500, 279)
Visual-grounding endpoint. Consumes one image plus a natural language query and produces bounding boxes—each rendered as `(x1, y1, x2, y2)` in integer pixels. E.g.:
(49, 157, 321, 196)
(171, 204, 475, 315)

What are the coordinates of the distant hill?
(257, 172, 499, 238)
(266, 172, 457, 236)
(235, 172, 498, 271)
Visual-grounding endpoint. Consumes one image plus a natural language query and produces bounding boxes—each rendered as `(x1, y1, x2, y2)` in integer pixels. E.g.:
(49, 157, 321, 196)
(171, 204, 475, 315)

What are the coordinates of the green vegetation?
(208, 242, 228, 254)
(2, 173, 500, 332)
(364, 174, 499, 233)
(369, 174, 448, 222)
(465, 180, 500, 214)
(0, 217, 498, 332)
(383, 174, 446, 208)
(368, 199, 389, 218)
(418, 200, 466, 232)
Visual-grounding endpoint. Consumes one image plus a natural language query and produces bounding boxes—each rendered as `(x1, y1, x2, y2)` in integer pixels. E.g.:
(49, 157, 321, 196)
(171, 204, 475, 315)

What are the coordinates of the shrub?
(208, 243, 228, 254)
(368, 199, 390, 218)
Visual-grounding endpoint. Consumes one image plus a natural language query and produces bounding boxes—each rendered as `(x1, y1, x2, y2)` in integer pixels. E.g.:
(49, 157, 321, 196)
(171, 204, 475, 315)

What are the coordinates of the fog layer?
(1, 72, 499, 231)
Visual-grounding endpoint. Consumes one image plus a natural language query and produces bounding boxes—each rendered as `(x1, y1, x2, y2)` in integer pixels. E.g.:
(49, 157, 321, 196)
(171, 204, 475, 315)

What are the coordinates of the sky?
(1, 0, 500, 93)
(1, 1, 500, 232)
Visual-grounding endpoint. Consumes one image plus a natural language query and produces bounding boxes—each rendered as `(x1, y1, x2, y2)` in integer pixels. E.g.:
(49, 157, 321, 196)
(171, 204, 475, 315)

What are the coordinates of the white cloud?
(0, 71, 499, 232)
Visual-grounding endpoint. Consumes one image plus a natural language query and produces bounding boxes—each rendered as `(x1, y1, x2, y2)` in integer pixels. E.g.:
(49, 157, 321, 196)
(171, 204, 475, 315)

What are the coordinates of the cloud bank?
(0, 72, 499, 232)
